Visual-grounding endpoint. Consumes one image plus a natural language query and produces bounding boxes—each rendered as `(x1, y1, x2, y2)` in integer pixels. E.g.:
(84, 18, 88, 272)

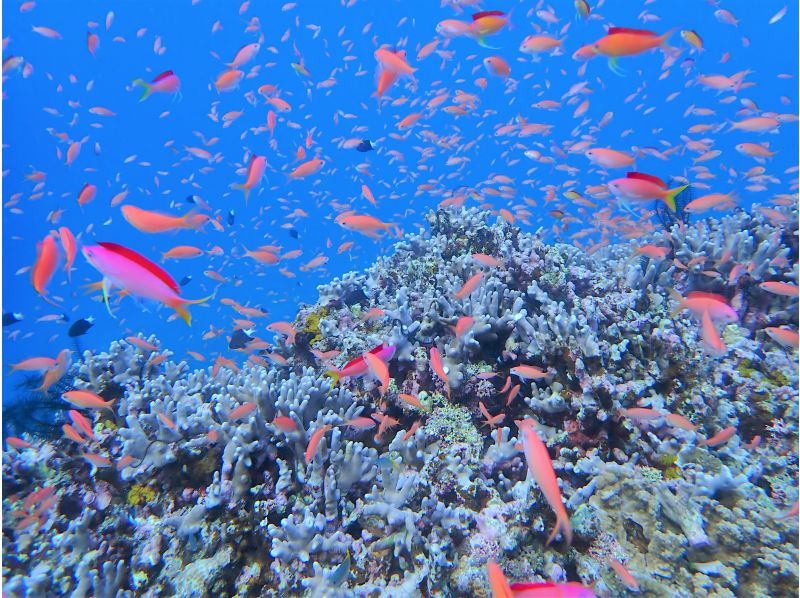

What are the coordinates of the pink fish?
(510, 582, 596, 598)
(228, 42, 260, 68)
(608, 172, 688, 211)
(272, 415, 298, 432)
(6, 436, 33, 450)
(232, 155, 267, 204)
(133, 70, 180, 101)
(82, 242, 211, 325)
(364, 351, 390, 395)
(670, 290, 738, 323)
(487, 561, 596, 598)
(764, 327, 799, 349)
(516, 419, 572, 545)
(326, 343, 395, 384)
(68, 410, 96, 440)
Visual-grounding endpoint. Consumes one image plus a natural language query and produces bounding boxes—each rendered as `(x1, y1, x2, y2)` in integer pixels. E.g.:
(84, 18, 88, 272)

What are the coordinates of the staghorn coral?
(3, 205, 797, 596)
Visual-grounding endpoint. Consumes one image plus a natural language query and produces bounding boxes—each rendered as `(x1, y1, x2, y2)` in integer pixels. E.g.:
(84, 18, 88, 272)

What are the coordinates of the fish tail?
(607, 57, 625, 76)
(663, 184, 689, 212)
(546, 510, 573, 547)
(476, 37, 499, 49)
(659, 27, 678, 48)
(102, 278, 116, 318)
(169, 293, 213, 326)
(231, 183, 250, 204)
(133, 79, 152, 102)
(323, 369, 341, 385)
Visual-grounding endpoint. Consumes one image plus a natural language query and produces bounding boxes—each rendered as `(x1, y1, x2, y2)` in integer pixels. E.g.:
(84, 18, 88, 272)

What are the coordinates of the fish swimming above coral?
(1, 0, 798, 596)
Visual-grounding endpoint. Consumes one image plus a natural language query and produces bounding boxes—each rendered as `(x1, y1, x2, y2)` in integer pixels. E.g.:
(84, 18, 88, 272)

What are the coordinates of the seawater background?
(2, 0, 797, 402)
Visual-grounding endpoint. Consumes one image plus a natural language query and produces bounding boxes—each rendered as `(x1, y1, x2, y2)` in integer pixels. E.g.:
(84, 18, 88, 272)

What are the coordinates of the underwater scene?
(1, 0, 799, 596)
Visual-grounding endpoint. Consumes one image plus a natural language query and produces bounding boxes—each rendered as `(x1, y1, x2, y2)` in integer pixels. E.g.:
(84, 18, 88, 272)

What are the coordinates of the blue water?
(2, 2, 796, 395)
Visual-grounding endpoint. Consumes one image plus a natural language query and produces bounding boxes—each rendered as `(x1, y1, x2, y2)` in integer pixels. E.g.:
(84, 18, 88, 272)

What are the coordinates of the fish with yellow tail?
(82, 242, 212, 325)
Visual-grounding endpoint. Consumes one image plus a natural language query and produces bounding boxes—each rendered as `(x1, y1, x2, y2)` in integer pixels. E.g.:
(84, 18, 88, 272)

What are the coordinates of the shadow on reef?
(2, 373, 74, 444)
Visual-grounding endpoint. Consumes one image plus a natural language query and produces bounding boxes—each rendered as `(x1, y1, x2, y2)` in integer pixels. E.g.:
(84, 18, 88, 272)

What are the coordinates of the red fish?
(326, 343, 395, 384)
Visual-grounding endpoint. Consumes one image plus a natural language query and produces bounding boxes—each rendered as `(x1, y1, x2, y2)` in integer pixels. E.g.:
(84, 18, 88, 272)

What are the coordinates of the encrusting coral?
(3, 204, 797, 597)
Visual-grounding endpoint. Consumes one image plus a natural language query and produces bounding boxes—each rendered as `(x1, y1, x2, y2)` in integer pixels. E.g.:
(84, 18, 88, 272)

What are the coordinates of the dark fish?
(3, 312, 23, 326)
(356, 139, 374, 152)
(229, 328, 254, 350)
(289, 228, 299, 239)
(68, 316, 94, 337)
(228, 210, 235, 226)
(185, 194, 198, 204)
(180, 276, 192, 287)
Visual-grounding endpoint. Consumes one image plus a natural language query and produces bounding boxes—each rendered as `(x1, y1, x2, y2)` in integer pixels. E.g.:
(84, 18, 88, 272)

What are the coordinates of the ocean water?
(2, 0, 798, 596)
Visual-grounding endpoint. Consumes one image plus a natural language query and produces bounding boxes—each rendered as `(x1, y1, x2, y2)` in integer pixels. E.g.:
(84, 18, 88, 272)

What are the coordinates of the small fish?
(305, 424, 332, 463)
(356, 139, 374, 152)
(68, 316, 94, 337)
(3, 312, 24, 326)
(229, 328, 254, 350)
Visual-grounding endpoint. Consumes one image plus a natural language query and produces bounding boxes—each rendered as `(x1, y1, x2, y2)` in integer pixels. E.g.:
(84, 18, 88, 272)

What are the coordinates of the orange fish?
(516, 419, 572, 545)
(288, 158, 324, 179)
(58, 227, 77, 281)
(32, 234, 60, 305)
(121, 205, 209, 233)
(454, 272, 484, 299)
(305, 424, 332, 463)
(429, 346, 450, 397)
(62, 390, 116, 412)
(575, 27, 676, 74)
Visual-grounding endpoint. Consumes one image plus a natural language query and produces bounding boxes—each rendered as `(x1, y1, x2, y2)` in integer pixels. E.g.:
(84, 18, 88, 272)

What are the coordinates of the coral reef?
(3, 204, 797, 596)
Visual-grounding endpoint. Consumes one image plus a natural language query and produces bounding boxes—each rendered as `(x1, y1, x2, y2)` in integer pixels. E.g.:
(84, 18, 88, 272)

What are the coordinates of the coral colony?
(3, 204, 798, 596)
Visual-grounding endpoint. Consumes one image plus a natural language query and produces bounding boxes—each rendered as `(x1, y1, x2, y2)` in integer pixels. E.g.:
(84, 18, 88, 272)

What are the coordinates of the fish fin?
(323, 370, 341, 385)
(546, 510, 572, 547)
(659, 27, 679, 48)
(476, 37, 500, 49)
(172, 304, 192, 326)
(231, 183, 250, 205)
(183, 212, 210, 231)
(132, 79, 152, 102)
(663, 184, 689, 211)
(102, 278, 116, 318)
(169, 293, 214, 327)
(608, 57, 625, 76)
